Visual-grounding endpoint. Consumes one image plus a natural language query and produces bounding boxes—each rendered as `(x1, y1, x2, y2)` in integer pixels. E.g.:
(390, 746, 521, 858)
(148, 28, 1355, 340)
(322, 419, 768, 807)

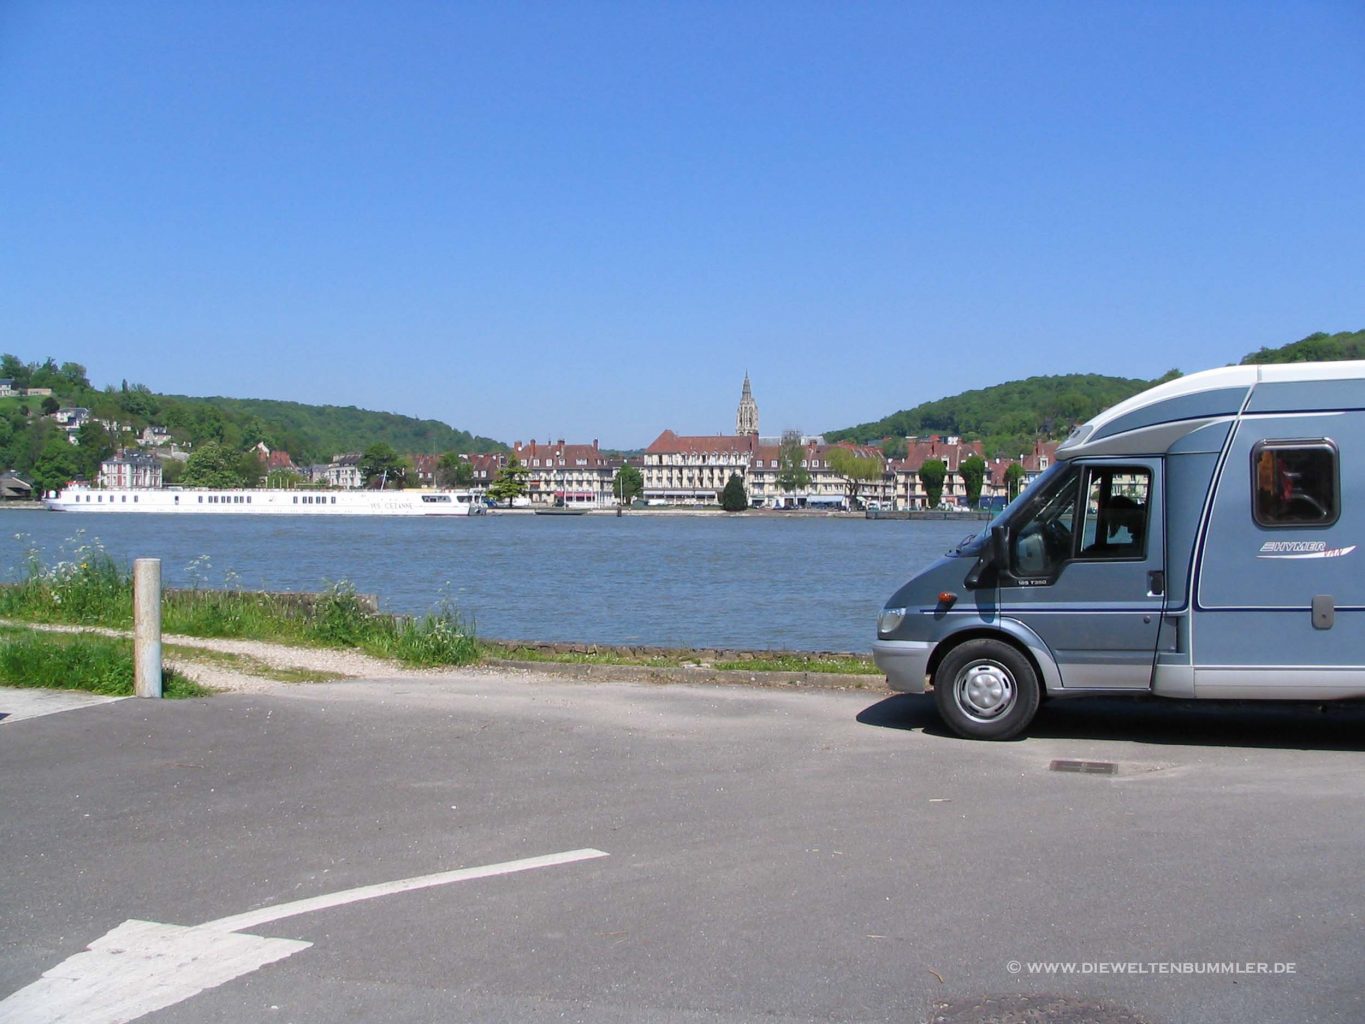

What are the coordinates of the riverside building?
(642, 374, 890, 507)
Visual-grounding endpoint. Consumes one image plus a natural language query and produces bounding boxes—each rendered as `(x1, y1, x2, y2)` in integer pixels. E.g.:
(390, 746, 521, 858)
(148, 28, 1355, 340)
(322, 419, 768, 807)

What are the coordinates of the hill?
(826, 372, 1171, 458)
(0, 353, 507, 492)
(1240, 329, 1365, 364)
(162, 395, 506, 464)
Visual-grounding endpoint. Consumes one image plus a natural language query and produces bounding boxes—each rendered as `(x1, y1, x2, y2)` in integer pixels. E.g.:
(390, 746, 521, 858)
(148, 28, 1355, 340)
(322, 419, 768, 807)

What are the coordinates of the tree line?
(825, 372, 1173, 459)
(0, 354, 505, 494)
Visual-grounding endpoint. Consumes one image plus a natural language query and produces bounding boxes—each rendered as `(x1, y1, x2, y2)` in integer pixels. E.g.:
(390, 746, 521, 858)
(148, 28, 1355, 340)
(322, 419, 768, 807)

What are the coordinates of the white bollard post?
(133, 558, 163, 699)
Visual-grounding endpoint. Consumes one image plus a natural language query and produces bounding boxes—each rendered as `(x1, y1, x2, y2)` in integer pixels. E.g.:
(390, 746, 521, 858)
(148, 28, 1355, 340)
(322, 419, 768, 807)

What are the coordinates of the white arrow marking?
(0, 848, 608, 1024)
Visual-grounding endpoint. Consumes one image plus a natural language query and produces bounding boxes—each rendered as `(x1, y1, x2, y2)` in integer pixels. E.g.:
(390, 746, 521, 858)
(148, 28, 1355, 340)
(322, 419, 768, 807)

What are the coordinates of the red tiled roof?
(512, 439, 610, 467)
(645, 430, 758, 456)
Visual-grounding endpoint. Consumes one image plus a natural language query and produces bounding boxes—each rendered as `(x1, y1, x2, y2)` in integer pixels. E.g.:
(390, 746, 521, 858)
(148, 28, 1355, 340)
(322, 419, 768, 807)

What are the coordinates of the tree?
(720, 473, 748, 512)
(436, 452, 474, 488)
(40, 396, 60, 416)
(825, 446, 884, 505)
(0, 354, 28, 387)
(74, 421, 115, 480)
(486, 456, 529, 507)
(776, 430, 811, 493)
(182, 441, 253, 488)
(960, 455, 986, 507)
(1005, 463, 1025, 501)
(58, 361, 91, 390)
(30, 432, 80, 493)
(116, 384, 158, 421)
(919, 458, 947, 508)
(360, 443, 408, 489)
(613, 464, 643, 504)
(880, 436, 908, 461)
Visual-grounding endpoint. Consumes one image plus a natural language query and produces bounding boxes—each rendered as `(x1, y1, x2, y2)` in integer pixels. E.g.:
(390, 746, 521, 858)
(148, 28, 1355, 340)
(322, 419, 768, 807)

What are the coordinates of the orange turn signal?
(938, 592, 958, 607)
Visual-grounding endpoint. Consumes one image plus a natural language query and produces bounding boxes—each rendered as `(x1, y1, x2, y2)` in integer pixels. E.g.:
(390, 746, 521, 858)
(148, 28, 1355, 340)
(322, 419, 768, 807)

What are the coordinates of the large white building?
(641, 376, 889, 507)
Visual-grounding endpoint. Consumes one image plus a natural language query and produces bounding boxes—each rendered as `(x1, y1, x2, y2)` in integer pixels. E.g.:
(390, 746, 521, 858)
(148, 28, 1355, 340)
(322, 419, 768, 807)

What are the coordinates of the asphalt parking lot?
(2, 674, 1361, 1024)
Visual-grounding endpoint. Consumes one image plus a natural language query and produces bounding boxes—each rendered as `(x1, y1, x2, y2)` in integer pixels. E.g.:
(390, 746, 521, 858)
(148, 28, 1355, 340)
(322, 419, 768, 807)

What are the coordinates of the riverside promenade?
(2, 668, 1361, 1024)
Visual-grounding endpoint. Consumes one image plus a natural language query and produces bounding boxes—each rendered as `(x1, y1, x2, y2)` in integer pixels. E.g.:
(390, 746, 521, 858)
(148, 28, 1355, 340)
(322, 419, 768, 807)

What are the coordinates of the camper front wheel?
(934, 639, 1040, 740)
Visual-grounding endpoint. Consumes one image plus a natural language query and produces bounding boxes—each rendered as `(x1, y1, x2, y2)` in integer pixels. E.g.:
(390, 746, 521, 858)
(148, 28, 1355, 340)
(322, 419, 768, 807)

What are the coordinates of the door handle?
(1147, 570, 1165, 596)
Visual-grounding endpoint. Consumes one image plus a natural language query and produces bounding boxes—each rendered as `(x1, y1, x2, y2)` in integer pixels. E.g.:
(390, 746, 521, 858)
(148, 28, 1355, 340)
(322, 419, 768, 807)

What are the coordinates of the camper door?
(1002, 459, 1166, 690)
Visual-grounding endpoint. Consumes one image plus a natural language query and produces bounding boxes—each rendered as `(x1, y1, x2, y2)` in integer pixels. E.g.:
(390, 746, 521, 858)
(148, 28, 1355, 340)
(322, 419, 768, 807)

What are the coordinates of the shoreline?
(10, 500, 989, 521)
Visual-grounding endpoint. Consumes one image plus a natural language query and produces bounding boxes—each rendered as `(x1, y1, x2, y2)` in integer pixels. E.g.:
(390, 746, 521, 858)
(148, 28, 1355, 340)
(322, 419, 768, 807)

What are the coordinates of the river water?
(0, 511, 979, 653)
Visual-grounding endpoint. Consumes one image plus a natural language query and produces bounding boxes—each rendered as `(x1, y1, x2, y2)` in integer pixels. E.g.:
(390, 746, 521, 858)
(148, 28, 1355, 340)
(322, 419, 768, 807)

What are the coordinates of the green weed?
(0, 627, 209, 698)
(0, 540, 480, 668)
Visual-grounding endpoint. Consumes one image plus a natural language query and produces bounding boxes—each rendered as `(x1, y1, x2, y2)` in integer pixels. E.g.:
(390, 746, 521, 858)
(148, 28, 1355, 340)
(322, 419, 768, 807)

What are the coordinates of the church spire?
(736, 371, 759, 436)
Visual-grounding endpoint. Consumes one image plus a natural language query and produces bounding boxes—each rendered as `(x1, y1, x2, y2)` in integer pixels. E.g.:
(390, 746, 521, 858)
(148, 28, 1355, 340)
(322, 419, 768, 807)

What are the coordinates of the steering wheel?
(1042, 518, 1071, 560)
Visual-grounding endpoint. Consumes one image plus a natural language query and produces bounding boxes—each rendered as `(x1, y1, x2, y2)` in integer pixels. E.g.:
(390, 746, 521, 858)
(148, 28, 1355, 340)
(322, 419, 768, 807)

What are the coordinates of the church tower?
(736, 372, 759, 436)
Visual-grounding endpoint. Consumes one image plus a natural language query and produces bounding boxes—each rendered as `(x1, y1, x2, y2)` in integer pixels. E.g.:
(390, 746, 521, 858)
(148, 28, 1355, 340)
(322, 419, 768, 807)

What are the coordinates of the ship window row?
(198, 495, 253, 504)
(292, 496, 338, 504)
(79, 494, 139, 503)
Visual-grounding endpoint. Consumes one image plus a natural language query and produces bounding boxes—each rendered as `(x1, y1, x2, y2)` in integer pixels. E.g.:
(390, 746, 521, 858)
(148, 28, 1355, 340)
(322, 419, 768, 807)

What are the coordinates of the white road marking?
(206, 847, 609, 932)
(0, 921, 309, 1024)
(0, 848, 609, 1024)
(0, 688, 126, 724)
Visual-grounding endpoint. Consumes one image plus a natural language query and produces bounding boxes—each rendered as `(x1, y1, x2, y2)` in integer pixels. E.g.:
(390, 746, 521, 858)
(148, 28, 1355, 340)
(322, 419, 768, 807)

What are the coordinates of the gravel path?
(0, 619, 468, 694)
(0, 620, 887, 695)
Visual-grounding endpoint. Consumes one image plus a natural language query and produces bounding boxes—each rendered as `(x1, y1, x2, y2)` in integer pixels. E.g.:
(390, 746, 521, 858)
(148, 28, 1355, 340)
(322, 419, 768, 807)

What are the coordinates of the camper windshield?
(1008, 464, 1082, 576)
(953, 462, 1071, 556)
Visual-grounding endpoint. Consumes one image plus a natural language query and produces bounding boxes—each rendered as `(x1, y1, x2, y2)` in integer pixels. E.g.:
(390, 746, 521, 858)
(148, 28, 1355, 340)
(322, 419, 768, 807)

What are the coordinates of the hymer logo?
(1257, 541, 1357, 560)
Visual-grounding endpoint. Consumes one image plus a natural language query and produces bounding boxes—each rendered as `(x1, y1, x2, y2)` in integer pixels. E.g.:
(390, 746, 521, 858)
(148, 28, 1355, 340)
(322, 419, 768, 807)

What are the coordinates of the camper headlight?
(877, 607, 907, 637)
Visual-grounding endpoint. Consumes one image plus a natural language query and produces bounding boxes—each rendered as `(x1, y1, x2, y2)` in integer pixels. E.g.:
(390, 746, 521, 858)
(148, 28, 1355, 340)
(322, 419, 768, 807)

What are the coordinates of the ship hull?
(43, 487, 484, 516)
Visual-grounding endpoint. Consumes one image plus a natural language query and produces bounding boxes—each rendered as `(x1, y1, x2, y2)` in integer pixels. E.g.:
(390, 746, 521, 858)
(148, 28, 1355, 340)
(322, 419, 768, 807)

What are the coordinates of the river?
(0, 511, 981, 653)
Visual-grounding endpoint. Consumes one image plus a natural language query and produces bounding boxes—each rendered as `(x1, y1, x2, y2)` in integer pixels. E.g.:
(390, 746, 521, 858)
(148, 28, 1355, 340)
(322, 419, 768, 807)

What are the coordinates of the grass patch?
(482, 644, 877, 675)
(712, 654, 880, 675)
(0, 539, 479, 668)
(0, 626, 209, 698)
(163, 644, 349, 684)
(481, 643, 684, 669)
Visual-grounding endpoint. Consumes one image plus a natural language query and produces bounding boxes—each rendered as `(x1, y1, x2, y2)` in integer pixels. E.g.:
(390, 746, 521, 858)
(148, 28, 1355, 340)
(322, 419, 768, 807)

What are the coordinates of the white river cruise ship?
(44, 486, 485, 516)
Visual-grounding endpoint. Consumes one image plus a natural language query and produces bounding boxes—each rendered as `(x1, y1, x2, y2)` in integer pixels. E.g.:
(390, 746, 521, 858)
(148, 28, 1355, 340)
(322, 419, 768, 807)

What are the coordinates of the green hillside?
(0, 353, 506, 492)
(1241, 329, 1365, 364)
(826, 372, 1172, 458)
(163, 395, 506, 464)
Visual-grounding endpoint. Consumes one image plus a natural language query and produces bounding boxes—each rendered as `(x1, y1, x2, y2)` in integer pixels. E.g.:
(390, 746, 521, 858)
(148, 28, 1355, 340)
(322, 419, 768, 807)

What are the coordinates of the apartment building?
(643, 430, 890, 508)
(511, 439, 615, 506)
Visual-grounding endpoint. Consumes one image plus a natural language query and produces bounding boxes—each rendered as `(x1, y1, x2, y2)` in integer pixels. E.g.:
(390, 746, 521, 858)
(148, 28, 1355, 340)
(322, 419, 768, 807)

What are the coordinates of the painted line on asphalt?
(0, 687, 127, 724)
(206, 847, 610, 932)
(0, 848, 609, 1024)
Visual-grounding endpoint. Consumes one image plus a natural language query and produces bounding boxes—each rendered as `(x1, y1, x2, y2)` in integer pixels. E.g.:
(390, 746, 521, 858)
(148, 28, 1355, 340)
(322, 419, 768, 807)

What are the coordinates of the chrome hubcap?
(954, 660, 1017, 721)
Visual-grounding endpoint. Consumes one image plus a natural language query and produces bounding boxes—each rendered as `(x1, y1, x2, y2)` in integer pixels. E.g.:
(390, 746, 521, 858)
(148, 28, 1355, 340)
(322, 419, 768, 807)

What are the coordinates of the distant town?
(22, 372, 1055, 512)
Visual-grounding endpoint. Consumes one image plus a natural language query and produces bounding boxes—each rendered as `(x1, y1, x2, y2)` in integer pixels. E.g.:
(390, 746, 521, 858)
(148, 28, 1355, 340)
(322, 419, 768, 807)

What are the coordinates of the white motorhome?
(873, 361, 1365, 739)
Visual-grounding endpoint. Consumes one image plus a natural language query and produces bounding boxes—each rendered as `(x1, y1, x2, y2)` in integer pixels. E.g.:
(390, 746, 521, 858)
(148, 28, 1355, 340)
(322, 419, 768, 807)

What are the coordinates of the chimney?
(593, 439, 598, 450)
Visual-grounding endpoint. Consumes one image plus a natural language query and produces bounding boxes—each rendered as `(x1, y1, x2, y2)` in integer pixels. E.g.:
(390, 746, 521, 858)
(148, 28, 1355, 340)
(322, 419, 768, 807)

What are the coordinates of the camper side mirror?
(989, 524, 1014, 583)
(965, 524, 1012, 589)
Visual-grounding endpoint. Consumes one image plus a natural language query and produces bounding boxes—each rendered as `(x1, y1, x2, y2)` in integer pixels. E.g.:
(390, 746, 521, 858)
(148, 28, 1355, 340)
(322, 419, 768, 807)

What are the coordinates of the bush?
(720, 473, 748, 512)
(0, 534, 131, 625)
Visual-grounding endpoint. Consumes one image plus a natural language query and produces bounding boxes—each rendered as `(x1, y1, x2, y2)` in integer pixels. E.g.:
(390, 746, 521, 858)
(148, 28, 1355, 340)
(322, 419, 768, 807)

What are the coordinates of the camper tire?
(933, 639, 1040, 740)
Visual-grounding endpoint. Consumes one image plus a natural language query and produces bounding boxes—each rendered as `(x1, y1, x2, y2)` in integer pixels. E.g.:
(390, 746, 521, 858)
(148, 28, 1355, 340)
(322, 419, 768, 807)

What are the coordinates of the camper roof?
(1058, 360, 1365, 459)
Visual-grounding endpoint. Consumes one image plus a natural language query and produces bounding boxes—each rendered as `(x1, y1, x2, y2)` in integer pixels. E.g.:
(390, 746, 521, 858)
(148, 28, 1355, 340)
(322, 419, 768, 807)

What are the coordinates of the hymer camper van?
(873, 361, 1365, 739)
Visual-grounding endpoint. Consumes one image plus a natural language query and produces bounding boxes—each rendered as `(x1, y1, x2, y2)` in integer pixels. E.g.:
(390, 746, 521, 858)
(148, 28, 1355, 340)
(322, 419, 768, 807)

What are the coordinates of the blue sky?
(2, 2, 1362, 449)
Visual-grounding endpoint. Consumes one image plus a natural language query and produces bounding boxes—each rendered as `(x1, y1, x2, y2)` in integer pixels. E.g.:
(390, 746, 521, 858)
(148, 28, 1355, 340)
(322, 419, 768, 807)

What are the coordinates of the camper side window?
(1077, 468, 1151, 559)
(1253, 441, 1338, 527)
